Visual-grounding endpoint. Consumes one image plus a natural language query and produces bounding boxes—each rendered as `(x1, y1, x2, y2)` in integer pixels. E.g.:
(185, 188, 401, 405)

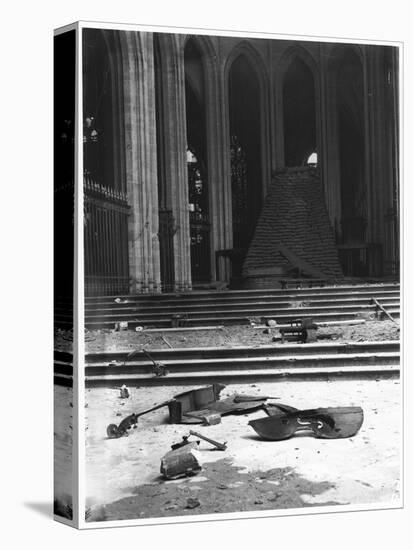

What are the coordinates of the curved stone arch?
(183, 33, 218, 69)
(277, 44, 320, 81)
(224, 40, 269, 85)
(327, 42, 366, 74)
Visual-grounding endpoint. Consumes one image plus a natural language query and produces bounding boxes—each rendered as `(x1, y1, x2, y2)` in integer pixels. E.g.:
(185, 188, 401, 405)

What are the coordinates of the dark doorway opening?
(283, 57, 317, 167)
(184, 39, 211, 284)
(229, 54, 262, 276)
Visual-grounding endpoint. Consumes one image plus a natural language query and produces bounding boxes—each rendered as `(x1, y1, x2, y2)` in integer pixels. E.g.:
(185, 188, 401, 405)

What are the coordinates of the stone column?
(205, 40, 233, 283)
(365, 46, 399, 275)
(156, 33, 192, 292)
(199, 51, 233, 285)
(120, 31, 161, 293)
(363, 46, 375, 247)
(321, 44, 342, 234)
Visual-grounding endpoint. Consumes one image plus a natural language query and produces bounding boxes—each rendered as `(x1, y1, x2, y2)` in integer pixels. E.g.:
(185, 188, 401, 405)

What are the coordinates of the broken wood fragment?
(372, 298, 396, 323)
(160, 442, 202, 480)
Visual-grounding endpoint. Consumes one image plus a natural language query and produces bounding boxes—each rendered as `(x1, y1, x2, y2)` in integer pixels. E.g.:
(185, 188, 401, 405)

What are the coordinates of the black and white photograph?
(53, 23, 402, 526)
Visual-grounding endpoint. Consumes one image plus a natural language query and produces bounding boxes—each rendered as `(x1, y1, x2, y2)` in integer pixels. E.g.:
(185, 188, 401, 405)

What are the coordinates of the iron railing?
(84, 175, 130, 296)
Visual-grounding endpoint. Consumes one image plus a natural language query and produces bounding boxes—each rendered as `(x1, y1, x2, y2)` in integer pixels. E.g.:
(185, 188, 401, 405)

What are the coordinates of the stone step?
(80, 295, 399, 315)
(81, 364, 399, 386)
(84, 340, 399, 363)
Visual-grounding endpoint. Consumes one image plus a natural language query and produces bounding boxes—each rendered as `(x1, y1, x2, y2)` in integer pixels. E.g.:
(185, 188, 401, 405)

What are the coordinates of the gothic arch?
(276, 45, 321, 168)
(277, 44, 319, 80)
(224, 40, 271, 195)
(224, 42, 270, 265)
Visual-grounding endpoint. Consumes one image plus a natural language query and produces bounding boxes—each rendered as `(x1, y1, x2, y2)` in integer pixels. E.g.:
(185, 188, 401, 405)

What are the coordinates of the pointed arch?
(277, 44, 319, 80)
(276, 45, 320, 168)
(223, 41, 271, 273)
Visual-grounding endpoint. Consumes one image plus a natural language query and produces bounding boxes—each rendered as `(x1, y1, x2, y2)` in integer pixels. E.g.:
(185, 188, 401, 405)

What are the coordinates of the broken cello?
(248, 405, 364, 441)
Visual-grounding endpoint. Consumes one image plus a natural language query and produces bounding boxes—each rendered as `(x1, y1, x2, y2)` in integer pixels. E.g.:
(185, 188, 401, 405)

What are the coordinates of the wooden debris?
(160, 335, 173, 348)
(372, 298, 397, 323)
(160, 442, 202, 480)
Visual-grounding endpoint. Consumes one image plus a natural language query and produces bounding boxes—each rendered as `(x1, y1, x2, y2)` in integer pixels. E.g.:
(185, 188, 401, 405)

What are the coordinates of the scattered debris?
(160, 442, 202, 480)
(168, 384, 278, 424)
(289, 301, 310, 308)
(142, 348, 169, 377)
(160, 335, 173, 349)
(185, 497, 201, 509)
(114, 321, 128, 331)
(106, 398, 175, 438)
(119, 384, 130, 399)
(114, 298, 129, 304)
(171, 314, 188, 328)
(107, 413, 138, 438)
(188, 430, 227, 451)
(280, 318, 318, 343)
(107, 384, 279, 437)
(357, 312, 376, 321)
(171, 435, 193, 451)
(372, 298, 397, 323)
(185, 411, 222, 425)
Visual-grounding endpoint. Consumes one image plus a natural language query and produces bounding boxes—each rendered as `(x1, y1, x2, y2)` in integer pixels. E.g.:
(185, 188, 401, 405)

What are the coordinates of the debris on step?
(114, 321, 128, 331)
(160, 335, 173, 349)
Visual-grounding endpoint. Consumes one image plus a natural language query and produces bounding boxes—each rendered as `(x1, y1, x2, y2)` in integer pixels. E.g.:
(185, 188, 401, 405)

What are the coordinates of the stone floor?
(80, 377, 401, 522)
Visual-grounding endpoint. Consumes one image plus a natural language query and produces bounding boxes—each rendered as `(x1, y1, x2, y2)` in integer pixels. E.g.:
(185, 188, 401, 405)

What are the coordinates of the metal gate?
(84, 175, 130, 296)
(187, 148, 211, 283)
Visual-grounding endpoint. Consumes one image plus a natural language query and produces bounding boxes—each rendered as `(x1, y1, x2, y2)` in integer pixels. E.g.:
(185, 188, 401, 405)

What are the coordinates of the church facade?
(77, 28, 399, 296)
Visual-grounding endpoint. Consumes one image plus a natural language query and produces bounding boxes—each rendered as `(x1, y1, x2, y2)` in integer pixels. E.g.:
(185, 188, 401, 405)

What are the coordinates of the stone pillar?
(363, 46, 375, 247)
(120, 31, 161, 293)
(365, 46, 399, 275)
(321, 44, 342, 234)
(203, 41, 233, 283)
(156, 34, 192, 292)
